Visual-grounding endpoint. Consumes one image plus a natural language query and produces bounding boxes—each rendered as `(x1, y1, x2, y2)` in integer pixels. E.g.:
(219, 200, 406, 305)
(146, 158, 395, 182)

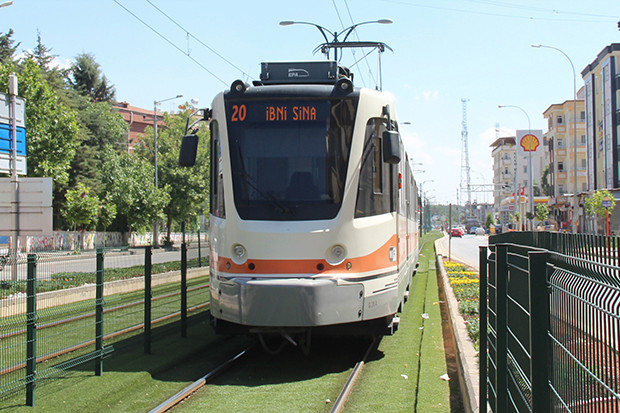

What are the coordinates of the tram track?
(149, 345, 256, 413)
(329, 336, 380, 413)
(150, 335, 379, 413)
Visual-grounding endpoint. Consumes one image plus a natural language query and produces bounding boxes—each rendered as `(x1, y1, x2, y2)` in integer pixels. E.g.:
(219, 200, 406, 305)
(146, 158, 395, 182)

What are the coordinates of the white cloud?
(15, 50, 72, 71)
(422, 90, 439, 101)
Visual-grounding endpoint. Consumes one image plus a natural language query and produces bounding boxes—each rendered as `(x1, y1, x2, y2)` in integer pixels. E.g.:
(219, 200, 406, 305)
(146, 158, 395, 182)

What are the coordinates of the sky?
(2, 0, 620, 204)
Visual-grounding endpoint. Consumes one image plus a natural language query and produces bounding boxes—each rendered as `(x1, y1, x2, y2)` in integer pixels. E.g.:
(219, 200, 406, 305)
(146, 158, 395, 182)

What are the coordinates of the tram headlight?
(231, 244, 247, 264)
(326, 244, 347, 266)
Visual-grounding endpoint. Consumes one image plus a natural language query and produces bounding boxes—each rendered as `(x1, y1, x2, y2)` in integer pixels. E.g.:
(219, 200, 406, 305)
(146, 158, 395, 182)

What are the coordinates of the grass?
(0, 275, 209, 402)
(344, 231, 453, 412)
(1, 232, 461, 412)
(1, 316, 253, 412)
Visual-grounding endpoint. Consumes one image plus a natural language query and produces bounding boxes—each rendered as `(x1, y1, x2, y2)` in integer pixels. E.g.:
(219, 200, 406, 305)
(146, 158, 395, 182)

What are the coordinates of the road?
(0, 245, 209, 281)
(438, 233, 488, 270)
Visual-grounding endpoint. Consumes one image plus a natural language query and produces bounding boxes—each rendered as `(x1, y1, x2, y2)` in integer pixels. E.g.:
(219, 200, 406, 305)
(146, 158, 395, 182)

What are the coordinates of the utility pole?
(9, 74, 18, 280)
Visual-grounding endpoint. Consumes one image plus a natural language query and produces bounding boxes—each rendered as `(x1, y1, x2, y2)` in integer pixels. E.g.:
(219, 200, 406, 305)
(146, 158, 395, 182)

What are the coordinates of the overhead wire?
(381, 0, 618, 23)
(460, 0, 617, 19)
(112, 0, 228, 86)
(331, 0, 369, 87)
(343, 0, 377, 88)
(144, 0, 252, 81)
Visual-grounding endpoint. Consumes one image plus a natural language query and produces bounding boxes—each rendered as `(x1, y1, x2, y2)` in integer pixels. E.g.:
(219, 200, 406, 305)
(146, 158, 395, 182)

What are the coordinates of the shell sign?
(520, 134, 540, 152)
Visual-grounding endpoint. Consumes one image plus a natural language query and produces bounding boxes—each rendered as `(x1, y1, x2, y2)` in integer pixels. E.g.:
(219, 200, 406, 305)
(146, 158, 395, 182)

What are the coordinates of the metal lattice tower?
(460, 98, 471, 208)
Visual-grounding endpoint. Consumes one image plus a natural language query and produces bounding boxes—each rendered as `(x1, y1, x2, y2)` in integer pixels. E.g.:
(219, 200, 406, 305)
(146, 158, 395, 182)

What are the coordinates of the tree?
(0, 59, 81, 189)
(540, 165, 552, 196)
(69, 97, 128, 195)
(585, 189, 615, 234)
(68, 53, 115, 102)
(535, 203, 549, 223)
(101, 148, 170, 233)
(134, 109, 209, 242)
(485, 213, 494, 229)
(24, 30, 66, 91)
(62, 182, 100, 230)
(0, 29, 20, 64)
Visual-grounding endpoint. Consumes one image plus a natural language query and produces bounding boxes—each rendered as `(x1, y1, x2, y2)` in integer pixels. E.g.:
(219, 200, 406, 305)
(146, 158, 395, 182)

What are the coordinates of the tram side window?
(355, 118, 392, 217)
(211, 121, 225, 218)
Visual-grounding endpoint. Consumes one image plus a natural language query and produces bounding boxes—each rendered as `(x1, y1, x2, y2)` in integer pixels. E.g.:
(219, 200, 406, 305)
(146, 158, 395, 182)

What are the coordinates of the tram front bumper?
(211, 277, 365, 327)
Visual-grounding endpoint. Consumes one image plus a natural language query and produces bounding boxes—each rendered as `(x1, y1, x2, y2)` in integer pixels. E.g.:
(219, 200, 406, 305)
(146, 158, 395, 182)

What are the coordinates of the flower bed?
(444, 261, 480, 350)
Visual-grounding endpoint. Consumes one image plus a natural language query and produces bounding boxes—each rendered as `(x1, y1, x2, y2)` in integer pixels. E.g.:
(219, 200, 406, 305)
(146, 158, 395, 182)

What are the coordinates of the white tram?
(181, 60, 420, 346)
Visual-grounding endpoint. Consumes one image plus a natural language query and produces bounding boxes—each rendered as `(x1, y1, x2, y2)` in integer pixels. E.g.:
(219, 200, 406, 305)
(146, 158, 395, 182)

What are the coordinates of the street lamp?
(532, 44, 578, 233)
(279, 19, 392, 61)
(153, 94, 182, 248)
(420, 180, 434, 233)
(498, 104, 533, 230)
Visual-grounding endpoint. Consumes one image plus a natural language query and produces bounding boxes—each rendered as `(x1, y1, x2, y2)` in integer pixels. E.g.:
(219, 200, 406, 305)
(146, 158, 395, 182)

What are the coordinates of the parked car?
(469, 226, 478, 234)
(475, 227, 486, 235)
(451, 226, 464, 237)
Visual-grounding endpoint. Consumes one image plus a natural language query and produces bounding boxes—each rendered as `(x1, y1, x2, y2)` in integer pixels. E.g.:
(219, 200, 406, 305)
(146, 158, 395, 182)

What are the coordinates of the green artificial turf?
(1, 231, 459, 412)
(344, 231, 452, 412)
(1, 316, 252, 412)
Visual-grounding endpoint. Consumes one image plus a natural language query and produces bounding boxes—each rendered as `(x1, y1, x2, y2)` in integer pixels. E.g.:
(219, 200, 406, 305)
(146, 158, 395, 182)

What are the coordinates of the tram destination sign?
(228, 100, 330, 124)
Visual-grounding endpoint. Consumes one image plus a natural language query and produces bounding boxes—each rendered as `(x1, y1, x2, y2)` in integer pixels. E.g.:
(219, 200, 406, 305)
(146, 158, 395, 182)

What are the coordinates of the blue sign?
(0, 123, 26, 156)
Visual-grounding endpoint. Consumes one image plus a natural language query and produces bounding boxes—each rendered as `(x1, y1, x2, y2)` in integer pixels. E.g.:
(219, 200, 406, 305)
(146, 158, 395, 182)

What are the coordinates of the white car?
(475, 227, 486, 235)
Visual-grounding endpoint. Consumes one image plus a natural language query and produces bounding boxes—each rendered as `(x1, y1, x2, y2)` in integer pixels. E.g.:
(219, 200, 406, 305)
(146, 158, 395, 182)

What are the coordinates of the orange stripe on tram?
(215, 235, 399, 275)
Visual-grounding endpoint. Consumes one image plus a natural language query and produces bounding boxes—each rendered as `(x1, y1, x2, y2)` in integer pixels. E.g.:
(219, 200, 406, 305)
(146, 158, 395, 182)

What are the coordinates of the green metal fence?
(0, 244, 209, 406)
(482, 232, 620, 412)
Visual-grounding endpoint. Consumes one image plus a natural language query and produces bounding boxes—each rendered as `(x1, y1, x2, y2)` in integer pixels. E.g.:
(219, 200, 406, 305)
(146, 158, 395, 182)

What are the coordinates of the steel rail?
(0, 302, 209, 376)
(330, 337, 379, 413)
(149, 346, 254, 413)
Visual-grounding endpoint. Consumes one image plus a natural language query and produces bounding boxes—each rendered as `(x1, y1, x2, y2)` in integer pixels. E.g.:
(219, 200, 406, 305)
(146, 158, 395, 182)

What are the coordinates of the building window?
(557, 139, 564, 148)
(524, 166, 527, 173)
(558, 162, 564, 172)
(580, 111, 585, 121)
(557, 115, 564, 124)
(559, 184, 564, 194)
(581, 159, 586, 170)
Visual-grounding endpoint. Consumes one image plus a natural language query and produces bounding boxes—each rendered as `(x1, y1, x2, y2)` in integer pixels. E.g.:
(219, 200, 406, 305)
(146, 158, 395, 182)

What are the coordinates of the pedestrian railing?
(0, 244, 209, 406)
(482, 232, 620, 412)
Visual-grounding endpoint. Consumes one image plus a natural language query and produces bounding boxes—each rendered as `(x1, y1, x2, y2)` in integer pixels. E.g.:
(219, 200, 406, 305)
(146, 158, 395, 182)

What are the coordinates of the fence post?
(479, 246, 488, 410)
(144, 246, 152, 354)
(26, 254, 36, 407)
(528, 250, 551, 412)
(494, 244, 508, 413)
(95, 249, 104, 376)
(197, 227, 202, 267)
(181, 241, 187, 338)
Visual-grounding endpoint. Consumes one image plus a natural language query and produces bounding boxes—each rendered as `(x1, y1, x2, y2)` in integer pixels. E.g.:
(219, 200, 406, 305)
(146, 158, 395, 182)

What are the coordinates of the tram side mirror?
(382, 130, 401, 164)
(179, 134, 198, 167)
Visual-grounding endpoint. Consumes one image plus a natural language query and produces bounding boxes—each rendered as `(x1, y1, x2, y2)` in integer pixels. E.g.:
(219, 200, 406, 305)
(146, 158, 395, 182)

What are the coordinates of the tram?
(180, 50, 420, 350)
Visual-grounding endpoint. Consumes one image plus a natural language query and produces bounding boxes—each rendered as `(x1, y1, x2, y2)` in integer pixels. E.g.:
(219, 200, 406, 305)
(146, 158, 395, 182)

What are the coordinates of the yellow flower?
(449, 278, 480, 285)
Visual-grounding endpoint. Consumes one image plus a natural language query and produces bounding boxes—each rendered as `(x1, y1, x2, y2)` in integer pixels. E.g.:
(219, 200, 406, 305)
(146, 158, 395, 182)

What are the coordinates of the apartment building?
(542, 89, 586, 231)
(114, 102, 165, 152)
(490, 136, 516, 225)
(581, 43, 620, 233)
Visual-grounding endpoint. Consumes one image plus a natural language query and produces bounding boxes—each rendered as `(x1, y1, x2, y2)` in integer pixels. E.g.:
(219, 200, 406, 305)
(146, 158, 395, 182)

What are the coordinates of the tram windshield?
(226, 98, 358, 220)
